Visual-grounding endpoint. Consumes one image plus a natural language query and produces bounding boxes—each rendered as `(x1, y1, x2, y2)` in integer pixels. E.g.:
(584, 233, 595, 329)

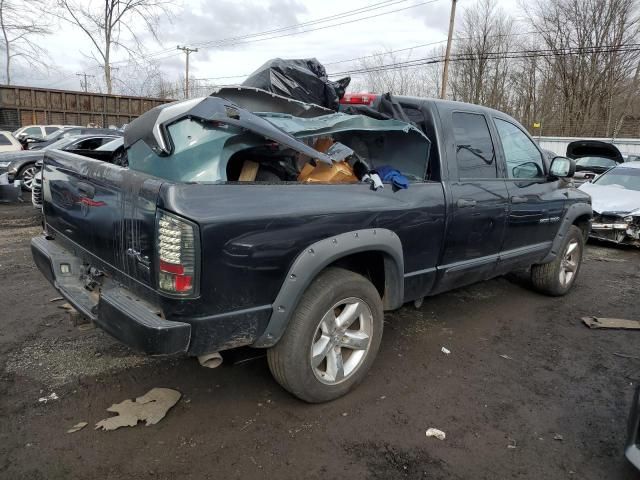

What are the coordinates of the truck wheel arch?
(540, 203, 592, 264)
(252, 228, 404, 348)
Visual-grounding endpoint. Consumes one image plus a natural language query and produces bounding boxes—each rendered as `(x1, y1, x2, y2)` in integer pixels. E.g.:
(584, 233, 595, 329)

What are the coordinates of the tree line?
(1, 0, 639, 138)
(355, 0, 640, 138)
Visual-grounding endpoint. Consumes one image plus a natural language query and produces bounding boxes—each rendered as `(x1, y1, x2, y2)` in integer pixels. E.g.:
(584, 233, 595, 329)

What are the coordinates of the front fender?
(252, 228, 404, 348)
(540, 202, 592, 263)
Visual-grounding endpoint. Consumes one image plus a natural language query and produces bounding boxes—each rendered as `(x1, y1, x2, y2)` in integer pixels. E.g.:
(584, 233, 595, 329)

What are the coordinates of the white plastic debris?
(95, 388, 181, 431)
(441, 347, 451, 355)
(38, 393, 59, 403)
(425, 428, 446, 440)
(67, 422, 88, 434)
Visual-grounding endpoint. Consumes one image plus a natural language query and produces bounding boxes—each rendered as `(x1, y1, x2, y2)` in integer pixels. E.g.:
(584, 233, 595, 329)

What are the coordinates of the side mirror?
(549, 156, 575, 178)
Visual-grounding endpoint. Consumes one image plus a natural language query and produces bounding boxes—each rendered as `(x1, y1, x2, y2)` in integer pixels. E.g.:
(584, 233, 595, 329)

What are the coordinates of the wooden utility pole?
(177, 45, 198, 98)
(440, 0, 458, 99)
(76, 72, 95, 92)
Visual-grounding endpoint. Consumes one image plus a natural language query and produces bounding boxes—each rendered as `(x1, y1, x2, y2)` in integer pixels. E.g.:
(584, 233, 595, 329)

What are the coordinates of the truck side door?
(434, 110, 509, 293)
(492, 117, 566, 272)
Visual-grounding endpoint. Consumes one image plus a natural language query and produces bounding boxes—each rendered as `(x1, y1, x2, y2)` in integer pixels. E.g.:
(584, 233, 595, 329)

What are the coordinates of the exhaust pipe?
(197, 352, 223, 369)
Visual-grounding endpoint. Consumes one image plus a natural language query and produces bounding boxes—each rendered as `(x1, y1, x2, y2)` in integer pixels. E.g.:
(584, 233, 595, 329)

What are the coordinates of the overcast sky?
(12, 0, 521, 94)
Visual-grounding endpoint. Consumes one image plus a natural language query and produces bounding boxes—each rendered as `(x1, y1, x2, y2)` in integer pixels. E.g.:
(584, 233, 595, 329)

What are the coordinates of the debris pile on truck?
(125, 71, 430, 189)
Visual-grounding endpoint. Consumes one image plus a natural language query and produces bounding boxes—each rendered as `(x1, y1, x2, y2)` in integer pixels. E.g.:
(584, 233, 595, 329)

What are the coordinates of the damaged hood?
(579, 182, 640, 215)
(125, 96, 334, 164)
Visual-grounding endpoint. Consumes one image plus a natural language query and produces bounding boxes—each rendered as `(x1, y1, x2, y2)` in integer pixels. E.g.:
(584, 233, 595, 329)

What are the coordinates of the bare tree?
(521, 0, 640, 136)
(449, 0, 515, 110)
(112, 57, 169, 97)
(0, 0, 50, 85)
(56, 0, 173, 94)
(353, 48, 440, 97)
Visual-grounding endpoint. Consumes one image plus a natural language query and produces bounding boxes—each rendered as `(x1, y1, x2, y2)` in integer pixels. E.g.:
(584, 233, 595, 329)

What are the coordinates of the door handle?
(511, 196, 528, 204)
(456, 198, 477, 208)
(77, 182, 95, 198)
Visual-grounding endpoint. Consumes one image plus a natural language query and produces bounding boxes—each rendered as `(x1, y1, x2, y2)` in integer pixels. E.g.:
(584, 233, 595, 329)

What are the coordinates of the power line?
(194, 30, 552, 82)
(190, 0, 411, 50)
(330, 43, 640, 76)
(110, 0, 442, 67)
(46, 0, 442, 87)
(114, 0, 421, 65)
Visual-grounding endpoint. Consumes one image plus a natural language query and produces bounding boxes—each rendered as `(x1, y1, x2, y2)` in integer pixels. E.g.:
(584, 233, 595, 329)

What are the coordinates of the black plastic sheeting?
(241, 58, 350, 111)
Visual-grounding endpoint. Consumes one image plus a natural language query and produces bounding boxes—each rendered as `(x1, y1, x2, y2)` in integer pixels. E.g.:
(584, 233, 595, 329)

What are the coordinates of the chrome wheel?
(20, 165, 37, 190)
(559, 240, 579, 287)
(310, 297, 373, 385)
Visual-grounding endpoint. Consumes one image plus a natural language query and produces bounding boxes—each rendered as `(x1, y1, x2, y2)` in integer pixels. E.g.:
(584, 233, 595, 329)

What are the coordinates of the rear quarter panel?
(160, 181, 446, 316)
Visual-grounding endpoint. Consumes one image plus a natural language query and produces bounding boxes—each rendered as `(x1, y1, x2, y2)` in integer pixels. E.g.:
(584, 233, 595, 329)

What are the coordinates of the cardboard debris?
(95, 388, 181, 431)
(582, 316, 640, 330)
(67, 422, 88, 434)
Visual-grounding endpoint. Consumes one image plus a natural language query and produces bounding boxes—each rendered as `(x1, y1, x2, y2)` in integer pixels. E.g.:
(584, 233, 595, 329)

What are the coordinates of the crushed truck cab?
(32, 88, 592, 402)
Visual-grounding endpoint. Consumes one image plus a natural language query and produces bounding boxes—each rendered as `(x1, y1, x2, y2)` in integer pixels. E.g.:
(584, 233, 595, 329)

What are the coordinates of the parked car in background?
(32, 137, 127, 209)
(0, 131, 23, 152)
(82, 137, 127, 166)
(27, 127, 122, 150)
(32, 92, 591, 402)
(0, 134, 120, 191)
(578, 161, 640, 246)
(13, 125, 65, 142)
(567, 140, 624, 185)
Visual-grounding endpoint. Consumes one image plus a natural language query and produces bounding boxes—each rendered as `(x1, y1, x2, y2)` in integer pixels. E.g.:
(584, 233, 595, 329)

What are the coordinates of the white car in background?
(13, 125, 65, 141)
(0, 131, 23, 152)
(579, 161, 640, 247)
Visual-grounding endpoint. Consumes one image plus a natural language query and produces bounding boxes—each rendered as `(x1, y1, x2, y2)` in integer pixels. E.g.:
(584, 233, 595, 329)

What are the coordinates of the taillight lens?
(157, 210, 197, 295)
(340, 93, 377, 106)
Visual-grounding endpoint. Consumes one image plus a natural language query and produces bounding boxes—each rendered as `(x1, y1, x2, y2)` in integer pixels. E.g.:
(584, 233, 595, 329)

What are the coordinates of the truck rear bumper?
(31, 235, 191, 355)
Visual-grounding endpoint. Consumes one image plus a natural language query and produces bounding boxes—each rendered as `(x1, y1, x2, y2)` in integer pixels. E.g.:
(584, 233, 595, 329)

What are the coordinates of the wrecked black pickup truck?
(31, 88, 592, 402)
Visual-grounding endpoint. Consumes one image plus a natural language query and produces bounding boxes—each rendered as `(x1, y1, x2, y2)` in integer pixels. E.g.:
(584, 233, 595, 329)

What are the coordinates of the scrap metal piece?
(95, 388, 181, 431)
(582, 317, 640, 330)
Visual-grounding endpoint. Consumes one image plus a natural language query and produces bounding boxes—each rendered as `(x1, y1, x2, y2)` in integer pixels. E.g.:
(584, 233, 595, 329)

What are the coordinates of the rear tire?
(17, 163, 36, 191)
(267, 267, 384, 403)
(531, 225, 584, 296)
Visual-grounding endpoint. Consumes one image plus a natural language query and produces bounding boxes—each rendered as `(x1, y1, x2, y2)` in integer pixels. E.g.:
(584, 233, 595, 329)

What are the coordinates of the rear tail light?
(340, 93, 378, 106)
(157, 210, 198, 295)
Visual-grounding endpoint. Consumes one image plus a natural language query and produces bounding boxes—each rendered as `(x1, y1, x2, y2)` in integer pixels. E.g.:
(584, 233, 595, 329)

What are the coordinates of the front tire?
(531, 225, 584, 296)
(267, 267, 384, 403)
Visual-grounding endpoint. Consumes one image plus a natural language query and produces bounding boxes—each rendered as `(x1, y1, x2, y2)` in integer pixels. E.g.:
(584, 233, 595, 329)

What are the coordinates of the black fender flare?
(540, 202, 592, 263)
(253, 228, 404, 348)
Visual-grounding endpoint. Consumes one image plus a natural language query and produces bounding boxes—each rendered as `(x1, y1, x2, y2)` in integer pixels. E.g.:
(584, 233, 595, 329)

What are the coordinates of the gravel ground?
(0, 202, 639, 480)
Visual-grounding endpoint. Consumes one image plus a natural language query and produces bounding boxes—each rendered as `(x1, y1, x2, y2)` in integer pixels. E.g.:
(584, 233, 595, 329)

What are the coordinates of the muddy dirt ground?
(0, 202, 639, 480)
